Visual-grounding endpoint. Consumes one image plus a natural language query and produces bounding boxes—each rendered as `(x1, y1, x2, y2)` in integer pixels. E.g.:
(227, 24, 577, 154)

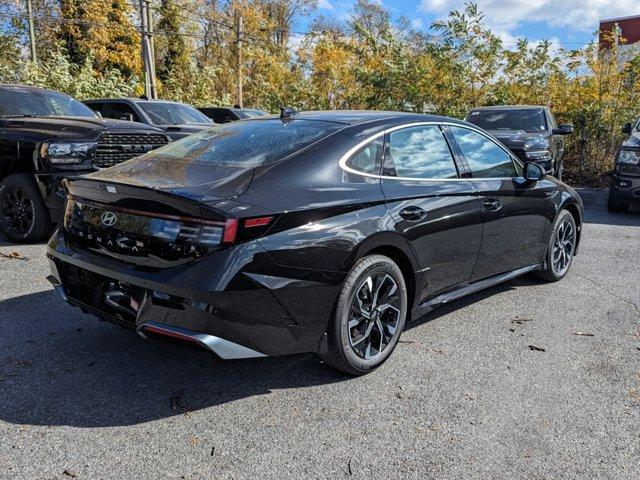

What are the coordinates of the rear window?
(137, 119, 343, 168)
(467, 109, 547, 133)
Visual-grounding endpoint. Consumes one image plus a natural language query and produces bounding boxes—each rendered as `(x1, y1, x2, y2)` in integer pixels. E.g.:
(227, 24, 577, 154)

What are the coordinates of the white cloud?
(318, 0, 335, 10)
(419, 0, 639, 34)
(411, 18, 424, 30)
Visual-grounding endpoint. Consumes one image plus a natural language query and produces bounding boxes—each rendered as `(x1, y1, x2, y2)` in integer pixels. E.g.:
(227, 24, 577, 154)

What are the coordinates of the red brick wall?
(600, 16, 640, 48)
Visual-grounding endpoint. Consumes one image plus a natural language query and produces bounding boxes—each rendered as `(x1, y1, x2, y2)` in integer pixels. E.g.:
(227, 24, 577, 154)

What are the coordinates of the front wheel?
(322, 255, 408, 375)
(607, 190, 629, 213)
(535, 209, 577, 282)
(0, 174, 51, 243)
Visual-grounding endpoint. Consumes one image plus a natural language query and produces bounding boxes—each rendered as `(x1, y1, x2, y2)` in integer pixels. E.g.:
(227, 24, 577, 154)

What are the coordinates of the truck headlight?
(40, 142, 97, 164)
(617, 149, 640, 165)
(525, 150, 552, 161)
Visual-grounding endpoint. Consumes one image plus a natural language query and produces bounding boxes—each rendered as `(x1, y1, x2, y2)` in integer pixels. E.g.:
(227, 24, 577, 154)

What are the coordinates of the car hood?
(85, 154, 254, 201)
(160, 124, 213, 134)
(0, 116, 164, 140)
(621, 131, 640, 149)
(487, 130, 550, 150)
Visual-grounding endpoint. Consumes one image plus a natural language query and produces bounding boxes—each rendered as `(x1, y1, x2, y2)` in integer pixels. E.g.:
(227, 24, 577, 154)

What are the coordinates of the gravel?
(0, 199, 639, 479)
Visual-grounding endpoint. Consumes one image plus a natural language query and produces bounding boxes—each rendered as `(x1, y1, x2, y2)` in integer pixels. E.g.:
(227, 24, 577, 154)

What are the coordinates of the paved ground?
(0, 199, 639, 479)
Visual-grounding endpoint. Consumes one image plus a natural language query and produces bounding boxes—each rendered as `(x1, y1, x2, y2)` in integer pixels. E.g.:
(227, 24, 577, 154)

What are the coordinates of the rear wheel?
(322, 254, 408, 375)
(0, 174, 51, 243)
(607, 189, 629, 213)
(535, 209, 577, 282)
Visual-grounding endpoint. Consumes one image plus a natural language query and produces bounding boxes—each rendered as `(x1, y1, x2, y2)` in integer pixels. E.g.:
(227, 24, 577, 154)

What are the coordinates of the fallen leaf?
(0, 251, 29, 261)
(210, 446, 215, 456)
(512, 317, 534, 325)
(63, 469, 77, 478)
(527, 345, 546, 352)
(574, 332, 594, 337)
(347, 458, 353, 476)
(395, 391, 404, 399)
(187, 436, 199, 447)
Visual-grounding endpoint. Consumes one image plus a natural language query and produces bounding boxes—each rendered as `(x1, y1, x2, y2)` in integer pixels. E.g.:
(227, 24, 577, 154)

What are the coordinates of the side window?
(345, 138, 382, 174)
(86, 102, 104, 116)
(449, 126, 518, 178)
(385, 125, 458, 179)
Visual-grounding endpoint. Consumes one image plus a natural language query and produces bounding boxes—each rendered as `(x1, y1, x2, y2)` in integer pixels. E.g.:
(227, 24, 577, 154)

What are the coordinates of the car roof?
(84, 98, 189, 105)
(469, 105, 548, 111)
(0, 84, 70, 95)
(269, 110, 465, 126)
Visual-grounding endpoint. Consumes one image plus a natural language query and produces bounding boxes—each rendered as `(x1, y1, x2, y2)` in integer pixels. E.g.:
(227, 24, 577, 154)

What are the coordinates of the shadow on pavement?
(0, 274, 538, 429)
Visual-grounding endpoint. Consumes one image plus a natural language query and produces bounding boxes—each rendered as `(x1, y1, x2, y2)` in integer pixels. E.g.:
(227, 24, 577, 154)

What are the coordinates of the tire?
(322, 254, 408, 375)
(607, 190, 629, 213)
(535, 209, 577, 282)
(0, 174, 51, 243)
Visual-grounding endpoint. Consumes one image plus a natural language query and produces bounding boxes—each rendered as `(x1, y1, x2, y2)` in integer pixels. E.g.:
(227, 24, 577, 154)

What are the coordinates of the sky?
(300, 0, 640, 50)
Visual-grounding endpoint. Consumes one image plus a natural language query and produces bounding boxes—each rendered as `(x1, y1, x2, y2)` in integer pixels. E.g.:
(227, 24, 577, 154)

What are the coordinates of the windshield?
(238, 109, 269, 119)
(0, 89, 97, 118)
(124, 119, 343, 168)
(137, 102, 213, 126)
(467, 109, 548, 133)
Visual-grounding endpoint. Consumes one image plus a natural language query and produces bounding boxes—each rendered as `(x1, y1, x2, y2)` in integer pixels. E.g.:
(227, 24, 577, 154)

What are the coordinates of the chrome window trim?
(339, 121, 523, 182)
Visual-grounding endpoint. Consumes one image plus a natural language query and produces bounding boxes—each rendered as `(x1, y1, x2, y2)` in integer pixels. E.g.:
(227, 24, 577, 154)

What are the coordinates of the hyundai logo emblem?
(101, 211, 117, 227)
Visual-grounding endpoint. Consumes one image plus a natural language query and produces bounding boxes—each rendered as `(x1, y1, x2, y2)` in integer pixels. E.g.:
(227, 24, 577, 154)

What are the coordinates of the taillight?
(222, 219, 238, 244)
(221, 215, 276, 244)
(244, 216, 274, 228)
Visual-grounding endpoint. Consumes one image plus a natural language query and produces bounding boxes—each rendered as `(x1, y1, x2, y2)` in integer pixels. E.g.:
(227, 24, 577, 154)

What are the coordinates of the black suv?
(466, 106, 573, 179)
(608, 120, 640, 212)
(84, 98, 213, 141)
(0, 85, 170, 243)
(198, 107, 268, 124)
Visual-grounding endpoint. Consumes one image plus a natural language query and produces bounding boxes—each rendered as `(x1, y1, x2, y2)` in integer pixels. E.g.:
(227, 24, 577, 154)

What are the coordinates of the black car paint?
(610, 123, 640, 206)
(465, 106, 570, 176)
(47, 111, 583, 359)
(84, 99, 213, 141)
(0, 86, 170, 224)
(198, 107, 268, 124)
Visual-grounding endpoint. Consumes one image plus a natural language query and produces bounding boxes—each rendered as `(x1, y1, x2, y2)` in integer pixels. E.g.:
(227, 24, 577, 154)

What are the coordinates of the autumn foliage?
(1, 1, 639, 184)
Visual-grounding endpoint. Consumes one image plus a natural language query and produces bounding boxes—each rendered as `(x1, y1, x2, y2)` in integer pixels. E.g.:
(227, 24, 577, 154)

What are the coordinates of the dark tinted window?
(0, 89, 96, 117)
(467, 109, 547, 133)
(345, 138, 382, 174)
(93, 102, 140, 122)
(450, 126, 518, 178)
(137, 102, 212, 125)
(386, 125, 458, 179)
(134, 119, 343, 167)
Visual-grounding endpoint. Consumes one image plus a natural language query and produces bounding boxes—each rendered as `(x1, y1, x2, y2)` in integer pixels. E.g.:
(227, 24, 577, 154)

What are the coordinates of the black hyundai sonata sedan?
(47, 110, 583, 375)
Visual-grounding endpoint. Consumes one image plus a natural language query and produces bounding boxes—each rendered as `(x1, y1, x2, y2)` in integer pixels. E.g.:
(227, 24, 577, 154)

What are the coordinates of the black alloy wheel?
(0, 174, 50, 243)
(323, 254, 408, 375)
(536, 209, 577, 282)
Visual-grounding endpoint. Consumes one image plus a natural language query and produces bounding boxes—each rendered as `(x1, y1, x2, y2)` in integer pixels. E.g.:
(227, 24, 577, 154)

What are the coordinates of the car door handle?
(399, 206, 427, 221)
(482, 199, 503, 212)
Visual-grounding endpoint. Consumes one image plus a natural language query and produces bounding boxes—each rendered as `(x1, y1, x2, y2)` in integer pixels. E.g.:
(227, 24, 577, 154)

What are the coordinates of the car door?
(380, 124, 484, 299)
(447, 125, 550, 281)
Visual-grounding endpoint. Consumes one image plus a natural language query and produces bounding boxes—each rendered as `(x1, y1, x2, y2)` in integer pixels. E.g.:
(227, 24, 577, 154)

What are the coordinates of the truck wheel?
(0, 174, 51, 243)
(607, 189, 629, 213)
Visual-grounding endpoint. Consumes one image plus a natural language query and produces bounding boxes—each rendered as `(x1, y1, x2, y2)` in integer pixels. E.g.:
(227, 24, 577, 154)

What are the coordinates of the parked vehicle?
(0, 84, 170, 243)
(608, 120, 640, 212)
(465, 106, 573, 179)
(47, 110, 583, 375)
(198, 106, 269, 124)
(84, 98, 213, 141)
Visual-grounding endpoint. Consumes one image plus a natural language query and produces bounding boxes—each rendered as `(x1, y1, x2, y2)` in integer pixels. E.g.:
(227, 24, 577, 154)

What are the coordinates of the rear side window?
(385, 125, 458, 179)
(133, 119, 343, 168)
(449, 126, 518, 178)
(345, 138, 383, 174)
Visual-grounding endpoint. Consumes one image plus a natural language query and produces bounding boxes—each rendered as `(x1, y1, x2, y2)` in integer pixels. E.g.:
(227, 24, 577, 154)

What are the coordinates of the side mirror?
(622, 122, 633, 135)
(120, 113, 134, 122)
(94, 111, 102, 118)
(552, 124, 574, 135)
(524, 162, 545, 182)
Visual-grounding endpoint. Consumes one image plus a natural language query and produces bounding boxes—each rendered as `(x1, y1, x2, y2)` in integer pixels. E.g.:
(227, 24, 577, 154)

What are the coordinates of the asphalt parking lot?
(0, 194, 639, 479)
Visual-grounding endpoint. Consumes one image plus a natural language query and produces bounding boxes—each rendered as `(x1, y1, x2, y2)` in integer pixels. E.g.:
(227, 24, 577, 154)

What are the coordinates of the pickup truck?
(0, 84, 170, 243)
(465, 105, 573, 179)
(608, 120, 640, 212)
(84, 98, 213, 141)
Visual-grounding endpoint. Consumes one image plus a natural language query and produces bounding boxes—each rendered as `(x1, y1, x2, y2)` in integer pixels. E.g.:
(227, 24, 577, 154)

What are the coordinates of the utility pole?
(145, 0, 157, 99)
(25, 0, 37, 64)
(236, 14, 243, 108)
(139, 0, 157, 99)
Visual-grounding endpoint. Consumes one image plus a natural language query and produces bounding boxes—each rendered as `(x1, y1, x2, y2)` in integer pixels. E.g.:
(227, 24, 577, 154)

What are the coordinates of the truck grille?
(94, 132, 168, 168)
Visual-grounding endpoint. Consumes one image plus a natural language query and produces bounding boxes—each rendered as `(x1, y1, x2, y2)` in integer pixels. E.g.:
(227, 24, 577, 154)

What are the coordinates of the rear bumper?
(610, 173, 640, 203)
(47, 230, 341, 358)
